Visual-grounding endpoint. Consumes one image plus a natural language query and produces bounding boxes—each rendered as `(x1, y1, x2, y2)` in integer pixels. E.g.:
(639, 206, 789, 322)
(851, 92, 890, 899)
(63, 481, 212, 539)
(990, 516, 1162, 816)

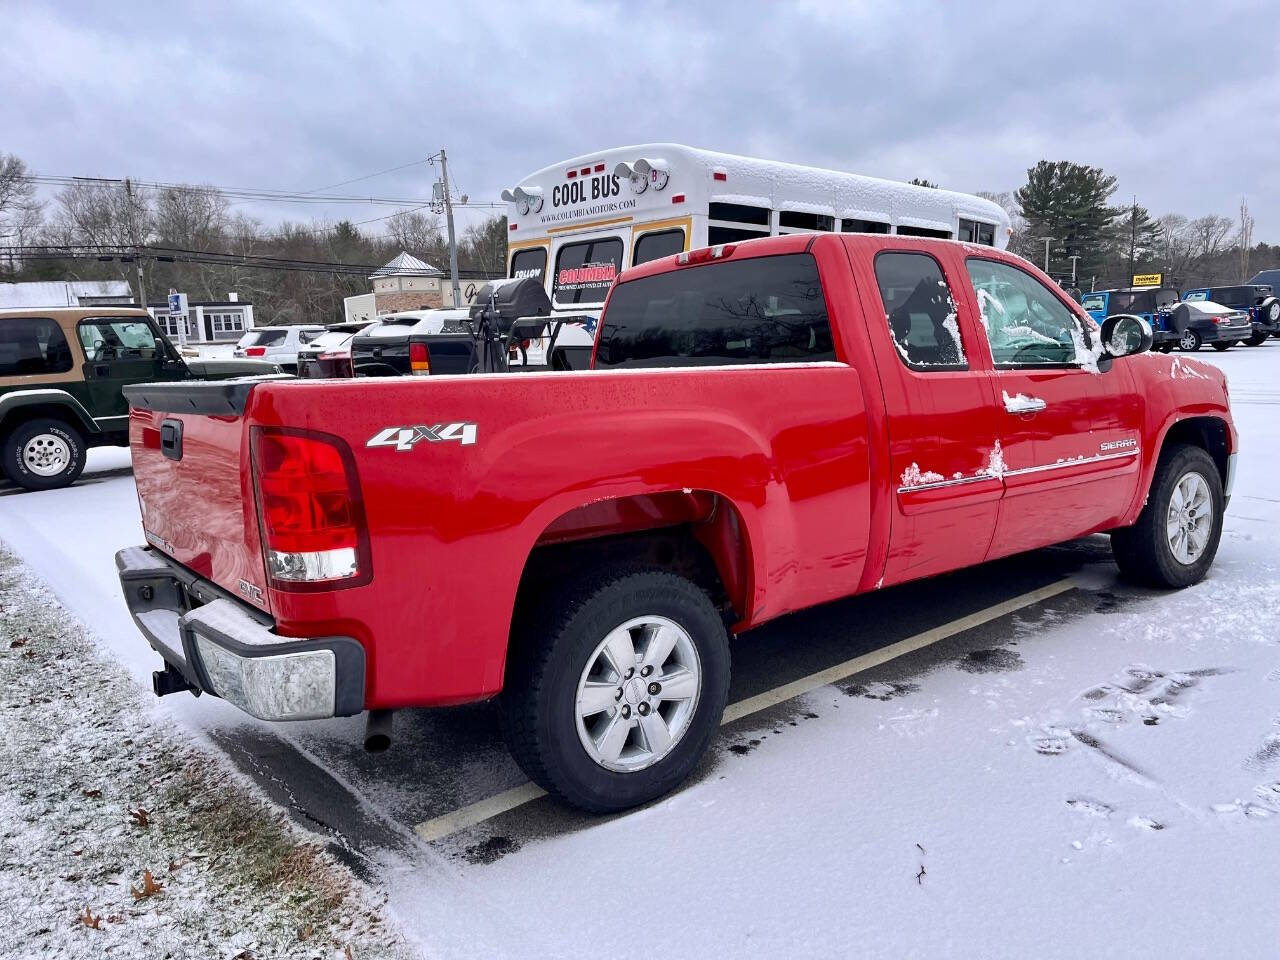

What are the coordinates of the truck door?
(75, 317, 165, 422)
(858, 248, 1004, 585)
(962, 257, 1144, 559)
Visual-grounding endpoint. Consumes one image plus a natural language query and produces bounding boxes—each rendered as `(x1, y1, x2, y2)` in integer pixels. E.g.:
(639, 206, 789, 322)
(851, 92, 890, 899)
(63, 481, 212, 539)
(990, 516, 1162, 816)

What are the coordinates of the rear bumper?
(1203, 324, 1251, 343)
(115, 546, 365, 720)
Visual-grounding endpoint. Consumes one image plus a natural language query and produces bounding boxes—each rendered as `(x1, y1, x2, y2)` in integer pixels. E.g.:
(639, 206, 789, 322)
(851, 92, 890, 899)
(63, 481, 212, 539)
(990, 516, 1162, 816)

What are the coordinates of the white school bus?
(500, 143, 1011, 367)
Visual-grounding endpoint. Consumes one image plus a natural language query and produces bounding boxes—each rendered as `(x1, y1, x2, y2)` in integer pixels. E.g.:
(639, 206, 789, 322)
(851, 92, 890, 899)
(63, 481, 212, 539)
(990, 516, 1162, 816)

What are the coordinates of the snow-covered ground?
(2, 346, 1279, 958)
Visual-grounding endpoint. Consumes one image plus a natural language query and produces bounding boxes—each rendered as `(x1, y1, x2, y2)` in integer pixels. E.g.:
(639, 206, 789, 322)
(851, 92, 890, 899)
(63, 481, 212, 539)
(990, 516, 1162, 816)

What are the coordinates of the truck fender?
(0, 389, 100, 435)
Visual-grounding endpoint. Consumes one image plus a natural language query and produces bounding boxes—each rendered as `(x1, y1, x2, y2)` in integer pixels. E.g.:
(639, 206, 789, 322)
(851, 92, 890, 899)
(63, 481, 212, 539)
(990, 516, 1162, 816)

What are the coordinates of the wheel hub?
(23, 433, 71, 477)
(1166, 470, 1212, 565)
(574, 615, 702, 773)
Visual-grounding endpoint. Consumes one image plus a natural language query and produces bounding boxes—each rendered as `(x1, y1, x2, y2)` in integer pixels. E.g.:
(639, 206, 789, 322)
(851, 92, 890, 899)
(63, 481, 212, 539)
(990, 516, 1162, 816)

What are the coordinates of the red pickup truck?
(115, 234, 1236, 812)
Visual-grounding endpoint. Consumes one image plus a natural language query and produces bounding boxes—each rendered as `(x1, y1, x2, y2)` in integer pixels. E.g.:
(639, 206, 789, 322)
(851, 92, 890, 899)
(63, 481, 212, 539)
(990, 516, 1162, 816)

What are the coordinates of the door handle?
(1003, 391, 1047, 414)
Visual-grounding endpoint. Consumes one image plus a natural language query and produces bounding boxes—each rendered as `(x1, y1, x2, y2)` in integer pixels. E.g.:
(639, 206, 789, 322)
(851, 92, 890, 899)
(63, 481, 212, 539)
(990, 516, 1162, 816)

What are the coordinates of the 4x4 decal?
(366, 423, 477, 451)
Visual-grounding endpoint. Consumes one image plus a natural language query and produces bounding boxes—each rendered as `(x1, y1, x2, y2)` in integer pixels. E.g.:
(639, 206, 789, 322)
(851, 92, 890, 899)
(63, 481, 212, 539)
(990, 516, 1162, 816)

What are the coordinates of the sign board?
(166, 291, 190, 348)
(1132, 273, 1163, 287)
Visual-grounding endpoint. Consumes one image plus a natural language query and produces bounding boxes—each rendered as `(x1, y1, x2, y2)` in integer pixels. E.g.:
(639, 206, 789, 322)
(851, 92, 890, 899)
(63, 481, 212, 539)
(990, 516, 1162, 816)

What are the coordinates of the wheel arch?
(0, 390, 98, 438)
(504, 489, 757, 682)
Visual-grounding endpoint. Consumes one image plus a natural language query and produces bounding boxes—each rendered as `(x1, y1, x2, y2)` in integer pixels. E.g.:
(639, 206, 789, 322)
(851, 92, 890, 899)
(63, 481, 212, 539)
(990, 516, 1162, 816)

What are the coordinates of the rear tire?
(1211, 341, 1232, 351)
(1111, 444, 1223, 588)
(1245, 331, 1268, 346)
(500, 568, 731, 813)
(1156, 342, 1174, 354)
(2, 419, 86, 491)
(1179, 329, 1202, 352)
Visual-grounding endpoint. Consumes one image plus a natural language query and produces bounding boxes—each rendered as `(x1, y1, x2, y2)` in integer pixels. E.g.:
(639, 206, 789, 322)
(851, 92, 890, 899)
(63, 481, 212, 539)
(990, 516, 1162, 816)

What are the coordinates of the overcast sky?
(4, 0, 1278, 242)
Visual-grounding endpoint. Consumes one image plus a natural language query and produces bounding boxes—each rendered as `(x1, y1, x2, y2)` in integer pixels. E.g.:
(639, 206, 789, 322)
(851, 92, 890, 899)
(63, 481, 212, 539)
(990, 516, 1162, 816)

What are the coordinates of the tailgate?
(124, 380, 273, 614)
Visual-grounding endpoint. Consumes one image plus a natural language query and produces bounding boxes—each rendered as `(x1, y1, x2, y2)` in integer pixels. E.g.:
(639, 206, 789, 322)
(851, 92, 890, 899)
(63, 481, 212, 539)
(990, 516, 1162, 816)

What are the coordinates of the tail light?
(251, 428, 371, 591)
(409, 341, 430, 375)
(245, 346, 266, 357)
(676, 244, 736, 266)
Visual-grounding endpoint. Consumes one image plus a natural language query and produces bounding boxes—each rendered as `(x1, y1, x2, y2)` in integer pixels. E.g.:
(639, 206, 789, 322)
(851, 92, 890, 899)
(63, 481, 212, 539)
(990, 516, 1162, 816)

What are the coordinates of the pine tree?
(1015, 161, 1118, 279)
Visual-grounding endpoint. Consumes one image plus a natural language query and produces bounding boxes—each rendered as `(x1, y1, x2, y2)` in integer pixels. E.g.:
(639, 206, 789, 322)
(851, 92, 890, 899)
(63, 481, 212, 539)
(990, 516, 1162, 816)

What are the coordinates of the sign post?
(167, 290, 189, 350)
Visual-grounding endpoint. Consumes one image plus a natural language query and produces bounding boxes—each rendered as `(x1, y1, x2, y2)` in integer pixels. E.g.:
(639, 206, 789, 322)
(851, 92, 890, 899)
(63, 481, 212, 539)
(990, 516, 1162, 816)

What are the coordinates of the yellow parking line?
(414, 578, 1077, 843)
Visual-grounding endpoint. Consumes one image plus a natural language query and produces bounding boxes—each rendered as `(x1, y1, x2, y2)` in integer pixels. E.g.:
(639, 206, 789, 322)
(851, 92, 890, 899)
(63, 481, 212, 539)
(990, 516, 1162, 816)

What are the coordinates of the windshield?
(1080, 294, 1106, 312)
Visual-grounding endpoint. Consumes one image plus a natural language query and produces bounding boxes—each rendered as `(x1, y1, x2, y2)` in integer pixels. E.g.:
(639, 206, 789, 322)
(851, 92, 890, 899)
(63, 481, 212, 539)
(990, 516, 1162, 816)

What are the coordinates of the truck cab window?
(966, 259, 1083, 367)
(873, 252, 966, 369)
(77, 320, 158, 362)
(596, 253, 835, 368)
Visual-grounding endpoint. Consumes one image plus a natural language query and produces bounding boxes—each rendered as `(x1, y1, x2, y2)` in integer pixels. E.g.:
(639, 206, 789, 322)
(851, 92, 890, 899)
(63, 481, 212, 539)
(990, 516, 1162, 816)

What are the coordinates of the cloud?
(2, 0, 1276, 240)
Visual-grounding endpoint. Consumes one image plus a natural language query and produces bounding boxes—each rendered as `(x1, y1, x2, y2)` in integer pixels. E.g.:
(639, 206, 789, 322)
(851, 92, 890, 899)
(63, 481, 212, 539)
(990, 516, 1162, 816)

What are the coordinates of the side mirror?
(1100, 314, 1153, 359)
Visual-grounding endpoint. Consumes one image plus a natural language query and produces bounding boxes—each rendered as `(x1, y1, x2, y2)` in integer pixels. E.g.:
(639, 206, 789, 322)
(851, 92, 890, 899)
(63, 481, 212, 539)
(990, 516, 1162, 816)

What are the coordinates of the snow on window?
(900, 463, 947, 488)
(875, 253, 966, 369)
(1068, 322, 1103, 374)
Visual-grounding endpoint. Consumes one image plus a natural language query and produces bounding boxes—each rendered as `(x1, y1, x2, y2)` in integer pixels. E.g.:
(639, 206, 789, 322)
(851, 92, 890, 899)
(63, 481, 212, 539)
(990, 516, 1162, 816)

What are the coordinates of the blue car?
(1079, 287, 1181, 352)
(1182, 285, 1280, 346)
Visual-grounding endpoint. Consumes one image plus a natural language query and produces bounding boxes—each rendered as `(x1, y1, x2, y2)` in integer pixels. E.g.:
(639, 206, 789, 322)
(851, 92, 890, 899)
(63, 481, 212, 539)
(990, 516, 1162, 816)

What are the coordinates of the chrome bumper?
(115, 546, 365, 720)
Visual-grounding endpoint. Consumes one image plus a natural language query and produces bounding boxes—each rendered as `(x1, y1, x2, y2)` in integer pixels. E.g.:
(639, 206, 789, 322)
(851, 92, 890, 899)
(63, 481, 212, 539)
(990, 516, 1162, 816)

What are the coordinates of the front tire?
(2, 419, 86, 491)
(1179, 329, 1202, 352)
(500, 569, 731, 813)
(1212, 341, 1232, 352)
(1111, 444, 1223, 588)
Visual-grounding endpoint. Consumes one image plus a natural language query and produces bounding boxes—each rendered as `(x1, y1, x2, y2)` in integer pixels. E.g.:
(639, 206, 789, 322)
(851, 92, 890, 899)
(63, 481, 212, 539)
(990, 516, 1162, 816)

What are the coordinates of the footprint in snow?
(1127, 815, 1165, 831)
(1032, 731, 1071, 755)
(1085, 706, 1127, 724)
(1066, 797, 1114, 818)
(1253, 783, 1280, 808)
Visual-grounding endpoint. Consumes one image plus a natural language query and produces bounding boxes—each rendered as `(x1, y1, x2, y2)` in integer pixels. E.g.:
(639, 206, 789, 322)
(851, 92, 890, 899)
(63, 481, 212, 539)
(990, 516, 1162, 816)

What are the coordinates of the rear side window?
(596, 253, 835, 369)
(632, 229, 685, 266)
(243, 328, 288, 347)
(1183, 290, 1208, 302)
(873, 252, 965, 369)
(0, 317, 74, 376)
(77, 319, 158, 362)
(553, 237, 623, 307)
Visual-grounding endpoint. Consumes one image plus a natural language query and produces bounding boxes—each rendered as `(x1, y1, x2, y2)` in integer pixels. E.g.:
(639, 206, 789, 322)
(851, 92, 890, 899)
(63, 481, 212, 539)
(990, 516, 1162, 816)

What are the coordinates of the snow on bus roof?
(510, 142, 1009, 235)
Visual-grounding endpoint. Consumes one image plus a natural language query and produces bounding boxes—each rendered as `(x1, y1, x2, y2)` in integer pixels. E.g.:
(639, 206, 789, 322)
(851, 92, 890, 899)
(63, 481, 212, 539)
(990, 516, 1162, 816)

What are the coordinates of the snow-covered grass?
(0, 545, 412, 960)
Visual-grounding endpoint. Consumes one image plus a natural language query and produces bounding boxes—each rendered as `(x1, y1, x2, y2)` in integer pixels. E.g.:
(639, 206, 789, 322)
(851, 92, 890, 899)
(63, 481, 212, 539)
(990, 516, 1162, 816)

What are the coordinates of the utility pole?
(1038, 236, 1054, 274)
(126, 178, 148, 308)
(1127, 195, 1137, 287)
(1068, 255, 1082, 285)
(439, 149, 461, 308)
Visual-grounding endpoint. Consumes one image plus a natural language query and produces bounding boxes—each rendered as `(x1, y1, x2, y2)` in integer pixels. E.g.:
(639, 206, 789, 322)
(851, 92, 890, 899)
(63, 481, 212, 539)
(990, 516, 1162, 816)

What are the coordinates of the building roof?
(0, 280, 133, 308)
(370, 251, 442, 279)
(147, 300, 253, 309)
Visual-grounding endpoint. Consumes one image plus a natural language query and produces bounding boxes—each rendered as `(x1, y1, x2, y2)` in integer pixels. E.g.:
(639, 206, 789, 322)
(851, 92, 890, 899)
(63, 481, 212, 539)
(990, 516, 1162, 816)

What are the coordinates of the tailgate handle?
(160, 418, 184, 461)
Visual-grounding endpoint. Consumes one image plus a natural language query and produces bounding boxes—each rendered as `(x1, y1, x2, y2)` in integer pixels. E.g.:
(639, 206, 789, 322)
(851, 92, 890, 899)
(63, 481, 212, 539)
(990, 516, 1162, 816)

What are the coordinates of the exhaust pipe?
(364, 709, 394, 753)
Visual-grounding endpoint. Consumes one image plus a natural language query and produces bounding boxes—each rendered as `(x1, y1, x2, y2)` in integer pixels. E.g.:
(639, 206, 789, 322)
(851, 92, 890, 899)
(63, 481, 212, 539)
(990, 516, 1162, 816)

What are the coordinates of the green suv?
(1, 307, 279, 491)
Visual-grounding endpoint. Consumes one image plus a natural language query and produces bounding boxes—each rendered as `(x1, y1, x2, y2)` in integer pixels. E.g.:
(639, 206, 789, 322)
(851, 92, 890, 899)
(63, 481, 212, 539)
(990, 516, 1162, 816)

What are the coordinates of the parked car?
(116, 234, 1235, 813)
(1182, 285, 1280, 345)
(233, 325, 325, 372)
(350, 309, 473, 378)
(0, 307, 278, 490)
(1167, 300, 1253, 352)
(295, 322, 372, 379)
(1249, 268, 1280, 291)
(1080, 287, 1182, 352)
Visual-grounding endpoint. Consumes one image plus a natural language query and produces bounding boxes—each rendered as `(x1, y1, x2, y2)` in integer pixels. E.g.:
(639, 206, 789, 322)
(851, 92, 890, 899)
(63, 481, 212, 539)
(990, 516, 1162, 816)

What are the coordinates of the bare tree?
(1238, 197, 1254, 282)
(977, 190, 1029, 260)
(0, 154, 44, 272)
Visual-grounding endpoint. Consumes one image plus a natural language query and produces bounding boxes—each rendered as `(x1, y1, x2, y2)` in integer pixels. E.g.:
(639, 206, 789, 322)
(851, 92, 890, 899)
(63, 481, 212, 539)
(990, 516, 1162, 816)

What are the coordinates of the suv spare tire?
(3, 418, 86, 491)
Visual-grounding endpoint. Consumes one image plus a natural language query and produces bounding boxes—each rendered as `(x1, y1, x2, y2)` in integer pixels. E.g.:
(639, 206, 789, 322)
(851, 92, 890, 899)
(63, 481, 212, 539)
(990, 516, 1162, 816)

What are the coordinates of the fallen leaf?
(128, 808, 151, 827)
(130, 868, 164, 902)
(297, 924, 312, 941)
(81, 789, 102, 799)
(9, 637, 27, 648)
(78, 906, 102, 930)
(345, 947, 355, 960)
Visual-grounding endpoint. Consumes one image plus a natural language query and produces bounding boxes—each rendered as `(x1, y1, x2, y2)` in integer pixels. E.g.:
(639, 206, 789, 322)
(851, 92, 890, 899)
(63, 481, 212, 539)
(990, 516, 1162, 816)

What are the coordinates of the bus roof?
(502, 142, 1010, 243)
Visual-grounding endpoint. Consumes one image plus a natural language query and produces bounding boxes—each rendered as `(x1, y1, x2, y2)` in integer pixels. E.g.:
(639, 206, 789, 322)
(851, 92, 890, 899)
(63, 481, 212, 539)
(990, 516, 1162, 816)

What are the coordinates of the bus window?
(841, 218, 891, 234)
(709, 226, 770, 245)
(958, 218, 997, 246)
(708, 202, 770, 226)
(778, 211, 834, 232)
(896, 225, 953, 239)
(632, 229, 685, 266)
(708, 201, 771, 246)
(552, 237, 623, 307)
(510, 247, 547, 282)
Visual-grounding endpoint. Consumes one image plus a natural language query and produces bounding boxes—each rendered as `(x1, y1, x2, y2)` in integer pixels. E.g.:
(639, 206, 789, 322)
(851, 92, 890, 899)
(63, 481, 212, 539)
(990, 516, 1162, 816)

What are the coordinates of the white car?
(233, 325, 326, 372)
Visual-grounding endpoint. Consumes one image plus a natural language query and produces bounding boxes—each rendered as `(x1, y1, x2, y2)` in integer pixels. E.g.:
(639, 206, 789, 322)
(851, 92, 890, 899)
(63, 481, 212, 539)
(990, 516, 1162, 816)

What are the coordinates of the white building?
(147, 295, 255, 345)
(0, 280, 135, 308)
